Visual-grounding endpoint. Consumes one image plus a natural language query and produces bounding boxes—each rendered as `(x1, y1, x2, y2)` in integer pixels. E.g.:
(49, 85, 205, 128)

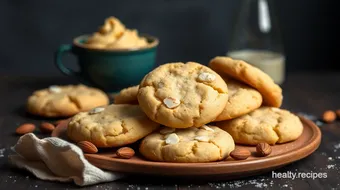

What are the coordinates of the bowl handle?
(54, 44, 80, 77)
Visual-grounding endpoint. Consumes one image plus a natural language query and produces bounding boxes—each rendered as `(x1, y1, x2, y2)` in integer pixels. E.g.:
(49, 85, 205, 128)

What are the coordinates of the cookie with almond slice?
(139, 125, 235, 162)
(27, 84, 109, 117)
(216, 107, 303, 145)
(68, 104, 160, 148)
(137, 62, 228, 128)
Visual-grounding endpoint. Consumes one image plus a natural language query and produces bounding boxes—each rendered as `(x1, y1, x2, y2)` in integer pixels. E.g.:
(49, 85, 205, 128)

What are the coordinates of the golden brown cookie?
(113, 85, 139, 104)
(216, 107, 303, 145)
(209, 56, 283, 107)
(27, 84, 109, 117)
(214, 77, 263, 121)
(138, 62, 228, 128)
(67, 104, 160, 148)
(139, 125, 235, 162)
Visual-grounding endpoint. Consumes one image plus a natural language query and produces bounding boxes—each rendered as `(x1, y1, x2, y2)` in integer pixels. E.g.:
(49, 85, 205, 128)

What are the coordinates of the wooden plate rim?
(83, 116, 321, 174)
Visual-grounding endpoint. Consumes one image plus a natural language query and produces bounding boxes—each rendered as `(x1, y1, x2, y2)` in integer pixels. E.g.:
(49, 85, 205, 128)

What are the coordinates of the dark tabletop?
(0, 73, 339, 190)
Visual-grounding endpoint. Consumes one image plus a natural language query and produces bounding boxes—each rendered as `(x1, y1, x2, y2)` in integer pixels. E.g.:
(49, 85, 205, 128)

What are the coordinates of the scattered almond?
(336, 110, 340, 119)
(322, 110, 336, 123)
(77, 141, 98, 154)
(16, 123, 36, 135)
(40, 122, 55, 134)
(230, 148, 251, 160)
(256, 143, 272, 157)
(116, 147, 135, 159)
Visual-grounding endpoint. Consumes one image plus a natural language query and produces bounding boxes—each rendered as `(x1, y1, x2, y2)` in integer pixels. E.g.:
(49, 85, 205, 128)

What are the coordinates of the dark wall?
(0, 0, 338, 76)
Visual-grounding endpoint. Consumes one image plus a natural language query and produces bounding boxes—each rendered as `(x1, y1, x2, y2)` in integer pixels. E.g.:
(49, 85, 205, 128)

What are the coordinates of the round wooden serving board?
(53, 116, 321, 180)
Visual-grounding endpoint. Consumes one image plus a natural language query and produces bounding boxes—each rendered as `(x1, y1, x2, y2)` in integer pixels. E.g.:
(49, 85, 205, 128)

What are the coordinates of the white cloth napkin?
(8, 133, 123, 186)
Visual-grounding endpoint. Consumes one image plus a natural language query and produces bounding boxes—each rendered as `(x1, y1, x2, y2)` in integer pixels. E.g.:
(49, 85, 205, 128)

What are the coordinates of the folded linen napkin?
(8, 133, 123, 186)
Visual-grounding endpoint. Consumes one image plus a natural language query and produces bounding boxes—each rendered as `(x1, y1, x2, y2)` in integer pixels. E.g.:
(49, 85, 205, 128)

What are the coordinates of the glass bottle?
(227, 0, 285, 84)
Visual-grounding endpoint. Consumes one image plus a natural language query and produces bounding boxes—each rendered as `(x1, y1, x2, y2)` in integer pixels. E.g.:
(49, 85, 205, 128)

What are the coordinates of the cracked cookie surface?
(113, 85, 139, 104)
(214, 77, 263, 121)
(209, 56, 283, 107)
(67, 104, 160, 147)
(139, 125, 235, 162)
(137, 62, 228, 128)
(27, 84, 109, 117)
(216, 107, 303, 145)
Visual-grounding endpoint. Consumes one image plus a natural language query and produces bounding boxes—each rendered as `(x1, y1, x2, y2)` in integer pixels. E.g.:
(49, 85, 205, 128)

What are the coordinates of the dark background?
(0, 0, 339, 76)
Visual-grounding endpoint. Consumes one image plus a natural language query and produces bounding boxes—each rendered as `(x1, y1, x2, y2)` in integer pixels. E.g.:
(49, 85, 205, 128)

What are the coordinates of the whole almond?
(322, 110, 336, 123)
(16, 123, 36, 135)
(116, 147, 135, 159)
(230, 148, 251, 160)
(256, 143, 272, 157)
(336, 110, 340, 119)
(40, 122, 55, 134)
(77, 141, 98, 154)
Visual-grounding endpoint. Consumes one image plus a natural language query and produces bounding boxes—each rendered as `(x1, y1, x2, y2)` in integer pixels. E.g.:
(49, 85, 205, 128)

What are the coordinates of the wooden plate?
(53, 116, 321, 180)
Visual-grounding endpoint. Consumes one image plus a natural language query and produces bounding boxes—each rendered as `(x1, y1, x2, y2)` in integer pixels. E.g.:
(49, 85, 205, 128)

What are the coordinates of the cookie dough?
(214, 77, 263, 121)
(139, 125, 235, 162)
(138, 62, 228, 128)
(67, 104, 160, 147)
(216, 107, 303, 145)
(209, 56, 283, 107)
(85, 17, 148, 50)
(27, 84, 109, 117)
(113, 85, 139, 104)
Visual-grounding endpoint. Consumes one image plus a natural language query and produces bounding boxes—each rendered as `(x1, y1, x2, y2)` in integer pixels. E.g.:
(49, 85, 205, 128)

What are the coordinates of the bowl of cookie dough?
(54, 17, 159, 93)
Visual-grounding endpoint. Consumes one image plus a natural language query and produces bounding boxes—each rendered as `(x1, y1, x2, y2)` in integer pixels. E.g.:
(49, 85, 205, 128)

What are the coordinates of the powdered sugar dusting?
(208, 177, 291, 189)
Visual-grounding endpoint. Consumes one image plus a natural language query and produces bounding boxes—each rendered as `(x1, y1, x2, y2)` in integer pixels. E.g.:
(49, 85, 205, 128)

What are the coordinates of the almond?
(77, 141, 98, 154)
(116, 147, 135, 159)
(40, 122, 55, 134)
(198, 72, 216, 82)
(256, 143, 272, 157)
(163, 97, 180, 109)
(230, 148, 251, 160)
(16, 123, 36, 135)
(322, 110, 336, 123)
(336, 110, 340, 119)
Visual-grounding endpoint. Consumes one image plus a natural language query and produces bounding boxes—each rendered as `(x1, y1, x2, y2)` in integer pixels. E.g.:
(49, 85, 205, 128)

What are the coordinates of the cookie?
(216, 107, 303, 145)
(139, 125, 235, 162)
(67, 104, 160, 148)
(27, 84, 109, 117)
(113, 85, 139, 104)
(214, 77, 263, 121)
(138, 62, 228, 128)
(209, 56, 283, 107)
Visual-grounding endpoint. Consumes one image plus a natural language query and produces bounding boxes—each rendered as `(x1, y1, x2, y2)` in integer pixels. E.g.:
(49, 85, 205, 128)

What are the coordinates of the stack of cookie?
(65, 56, 303, 163)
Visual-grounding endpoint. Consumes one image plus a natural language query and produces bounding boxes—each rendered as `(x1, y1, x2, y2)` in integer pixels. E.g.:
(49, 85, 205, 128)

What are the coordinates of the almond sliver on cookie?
(198, 72, 216, 82)
(163, 97, 180, 109)
(165, 133, 179, 144)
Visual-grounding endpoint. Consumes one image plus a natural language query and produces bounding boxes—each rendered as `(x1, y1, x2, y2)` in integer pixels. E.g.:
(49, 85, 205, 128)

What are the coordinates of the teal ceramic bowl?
(54, 34, 159, 92)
